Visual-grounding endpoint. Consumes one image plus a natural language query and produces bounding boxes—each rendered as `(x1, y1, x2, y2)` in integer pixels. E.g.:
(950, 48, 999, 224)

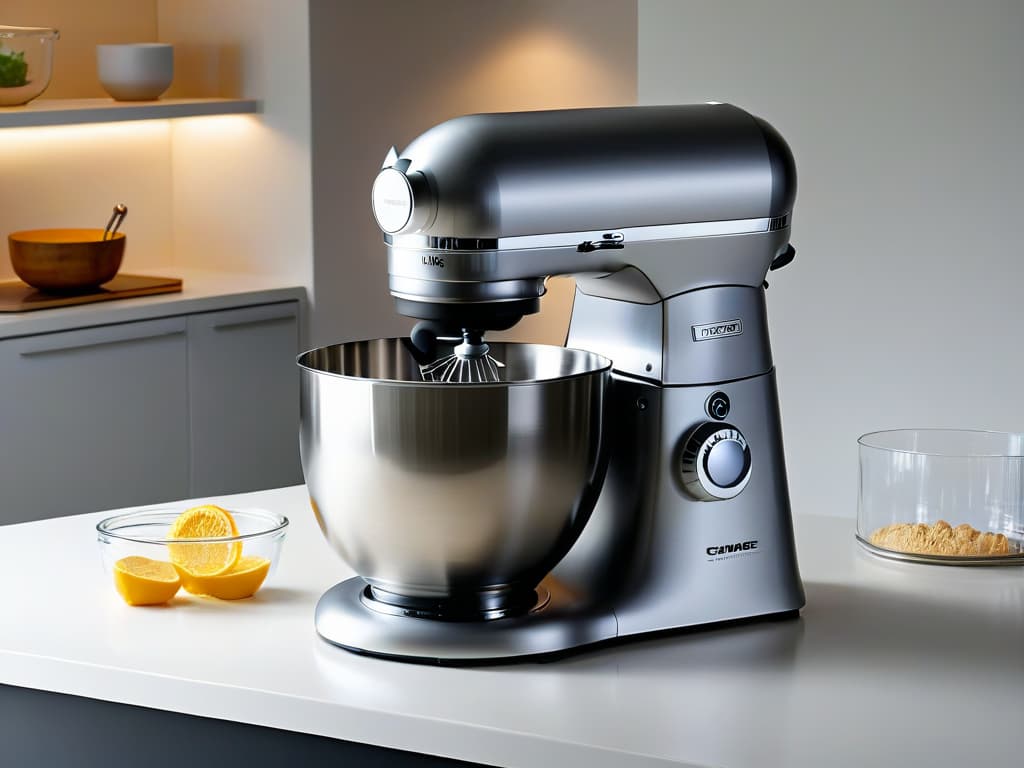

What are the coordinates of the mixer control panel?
(680, 422, 752, 501)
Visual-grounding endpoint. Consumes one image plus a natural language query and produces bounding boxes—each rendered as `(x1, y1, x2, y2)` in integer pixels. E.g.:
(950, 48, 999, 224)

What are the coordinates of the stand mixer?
(300, 103, 805, 663)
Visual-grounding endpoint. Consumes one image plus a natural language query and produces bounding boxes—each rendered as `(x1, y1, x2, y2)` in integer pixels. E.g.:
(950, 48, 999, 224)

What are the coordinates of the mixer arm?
(387, 223, 792, 309)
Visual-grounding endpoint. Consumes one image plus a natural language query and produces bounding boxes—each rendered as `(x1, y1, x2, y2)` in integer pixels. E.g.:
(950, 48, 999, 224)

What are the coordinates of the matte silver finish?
(298, 339, 610, 604)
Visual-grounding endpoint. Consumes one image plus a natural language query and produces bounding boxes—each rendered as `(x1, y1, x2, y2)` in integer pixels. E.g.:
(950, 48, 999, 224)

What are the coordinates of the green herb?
(0, 49, 29, 88)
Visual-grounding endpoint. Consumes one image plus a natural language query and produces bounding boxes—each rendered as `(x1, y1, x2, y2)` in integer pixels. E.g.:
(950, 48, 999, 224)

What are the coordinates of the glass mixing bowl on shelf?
(0, 25, 58, 106)
(858, 429, 1024, 565)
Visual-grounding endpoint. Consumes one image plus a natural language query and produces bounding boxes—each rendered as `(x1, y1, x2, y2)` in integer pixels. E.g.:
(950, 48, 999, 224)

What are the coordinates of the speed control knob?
(680, 422, 752, 501)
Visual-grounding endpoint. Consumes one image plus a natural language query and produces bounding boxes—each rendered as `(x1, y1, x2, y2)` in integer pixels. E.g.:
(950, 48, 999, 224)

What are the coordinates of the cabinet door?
(0, 318, 190, 524)
(187, 302, 302, 497)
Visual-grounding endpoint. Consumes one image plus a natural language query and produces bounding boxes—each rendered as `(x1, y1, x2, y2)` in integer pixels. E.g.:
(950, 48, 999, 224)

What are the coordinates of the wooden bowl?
(8, 229, 126, 293)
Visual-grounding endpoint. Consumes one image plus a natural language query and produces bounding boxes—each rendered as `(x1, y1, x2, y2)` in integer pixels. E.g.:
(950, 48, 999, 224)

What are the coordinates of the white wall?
(639, 0, 1024, 517)
(159, 0, 313, 329)
(307, 0, 638, 348)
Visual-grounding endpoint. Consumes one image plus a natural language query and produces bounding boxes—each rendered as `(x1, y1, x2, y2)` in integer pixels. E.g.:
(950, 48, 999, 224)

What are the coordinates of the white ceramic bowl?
(97, 43, 173, 101)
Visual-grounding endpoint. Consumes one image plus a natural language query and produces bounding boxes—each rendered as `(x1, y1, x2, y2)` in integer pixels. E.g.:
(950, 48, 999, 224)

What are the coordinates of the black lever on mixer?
(577, 232, 625, 252)
(405, 321, 444, 364)
(770, 245, 797, 271)
(763, 244, 797, 288)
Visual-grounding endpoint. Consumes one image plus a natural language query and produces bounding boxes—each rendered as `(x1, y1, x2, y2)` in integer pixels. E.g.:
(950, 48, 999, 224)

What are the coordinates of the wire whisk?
(420, 330, 506, 383)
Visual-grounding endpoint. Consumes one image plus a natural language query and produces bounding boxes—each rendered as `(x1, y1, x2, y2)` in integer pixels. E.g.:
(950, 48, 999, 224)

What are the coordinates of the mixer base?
(315, 577, 617, 664)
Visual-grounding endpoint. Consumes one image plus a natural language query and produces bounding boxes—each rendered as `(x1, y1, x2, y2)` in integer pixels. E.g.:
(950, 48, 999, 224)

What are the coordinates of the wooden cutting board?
(0, 274, 182, 312)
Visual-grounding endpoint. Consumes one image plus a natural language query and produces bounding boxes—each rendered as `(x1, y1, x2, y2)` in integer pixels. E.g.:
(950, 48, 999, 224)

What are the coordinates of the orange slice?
(113, 556, 181, 606)
(175, 556, 271, 600)
(167, 504, 241, 576)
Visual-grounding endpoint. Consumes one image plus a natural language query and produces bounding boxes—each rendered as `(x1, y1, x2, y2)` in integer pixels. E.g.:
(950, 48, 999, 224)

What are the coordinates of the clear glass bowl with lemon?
(97, 505, 288, 606)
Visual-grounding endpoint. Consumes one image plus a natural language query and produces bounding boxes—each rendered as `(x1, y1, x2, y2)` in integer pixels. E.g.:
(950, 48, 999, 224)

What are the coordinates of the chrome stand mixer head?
(302, 103, 806, 663)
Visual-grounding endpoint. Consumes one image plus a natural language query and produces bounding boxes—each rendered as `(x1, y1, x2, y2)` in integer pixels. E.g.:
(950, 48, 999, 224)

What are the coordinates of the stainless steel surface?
(103, 203, 127, 241)
(663, 286, 773, 384)
(299, 339, 610, 604)
(565, 288, 664, 381)
(313, 371, 804, 661)
(388, 275, 547, 305)
(362, 582, 550, 621)
(679, 422, 752, 501)
(371, 104, 794, 238)
(420, 331, 506, 383)
(567, 284, 774, 385)
(312, 103, 804, 661)
(385, 216, 785, 252)
(316, 577, 617, 661)
(553, 371, 804, 638)
(386, 227, 792, 310)
(419, 350, 504, 383)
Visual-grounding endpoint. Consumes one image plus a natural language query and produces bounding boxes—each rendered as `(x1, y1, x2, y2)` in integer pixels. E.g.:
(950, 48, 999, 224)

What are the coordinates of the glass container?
(858, 429, 1024, 564)
(0, 25, 58, 106)
(97, 507, 289, 601)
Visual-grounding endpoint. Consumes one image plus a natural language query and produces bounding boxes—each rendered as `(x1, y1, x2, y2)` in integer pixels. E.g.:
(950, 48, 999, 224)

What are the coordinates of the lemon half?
(167, 504, 241, 577)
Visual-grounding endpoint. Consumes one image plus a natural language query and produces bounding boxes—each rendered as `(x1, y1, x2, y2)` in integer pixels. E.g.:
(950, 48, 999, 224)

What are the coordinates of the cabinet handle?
(20, 328, 185, 358)
(212, 310, 296, 332)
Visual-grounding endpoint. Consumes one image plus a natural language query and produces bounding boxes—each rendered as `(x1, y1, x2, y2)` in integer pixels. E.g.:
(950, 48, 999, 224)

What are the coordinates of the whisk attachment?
(420, 329, 506, 383)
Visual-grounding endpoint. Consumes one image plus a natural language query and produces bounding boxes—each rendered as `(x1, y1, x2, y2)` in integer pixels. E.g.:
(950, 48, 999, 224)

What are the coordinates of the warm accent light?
(170, 113, 262, 141)
(0, 117, 170, 154)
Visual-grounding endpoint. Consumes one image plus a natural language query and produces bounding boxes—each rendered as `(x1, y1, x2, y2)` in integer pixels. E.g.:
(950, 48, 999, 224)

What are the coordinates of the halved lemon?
(167, 504, 241, 576)
(113, 556, 181, 606)
(176, 556, 271, 600)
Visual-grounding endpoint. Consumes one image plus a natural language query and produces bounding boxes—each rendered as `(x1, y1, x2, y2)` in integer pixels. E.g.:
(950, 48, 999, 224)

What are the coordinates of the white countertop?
(1, 485, 1021, 768)
(0, 267, 306, 340)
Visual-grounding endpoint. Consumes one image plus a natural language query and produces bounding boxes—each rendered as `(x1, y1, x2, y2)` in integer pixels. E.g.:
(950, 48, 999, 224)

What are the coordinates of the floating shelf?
(0, 97, 261, 129)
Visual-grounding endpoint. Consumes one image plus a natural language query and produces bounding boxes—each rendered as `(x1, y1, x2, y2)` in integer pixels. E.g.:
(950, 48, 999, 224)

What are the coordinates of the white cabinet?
(0, 318, 191, 521)
(187, 302, 301, 496)
(0, 300, 302, 525)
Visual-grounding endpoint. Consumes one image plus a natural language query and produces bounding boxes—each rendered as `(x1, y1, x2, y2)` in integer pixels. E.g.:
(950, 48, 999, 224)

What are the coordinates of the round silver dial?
(371, 168, 434, 234)
(680, 422, 751, 501)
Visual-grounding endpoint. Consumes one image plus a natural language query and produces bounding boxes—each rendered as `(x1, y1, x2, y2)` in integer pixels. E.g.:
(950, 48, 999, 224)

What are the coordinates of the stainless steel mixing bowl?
(298, 338, 610, 614)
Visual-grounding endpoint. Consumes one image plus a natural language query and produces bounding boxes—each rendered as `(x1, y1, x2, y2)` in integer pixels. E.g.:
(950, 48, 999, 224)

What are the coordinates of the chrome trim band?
(389, 275, 546, 304)
(386, 214, 790, 252)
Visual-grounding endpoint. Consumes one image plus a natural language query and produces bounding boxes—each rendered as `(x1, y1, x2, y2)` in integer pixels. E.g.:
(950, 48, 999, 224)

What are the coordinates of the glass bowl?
(858, 429, 1024, 565)
(97, 506, 288, 602)
(0, 26, 58, 107)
